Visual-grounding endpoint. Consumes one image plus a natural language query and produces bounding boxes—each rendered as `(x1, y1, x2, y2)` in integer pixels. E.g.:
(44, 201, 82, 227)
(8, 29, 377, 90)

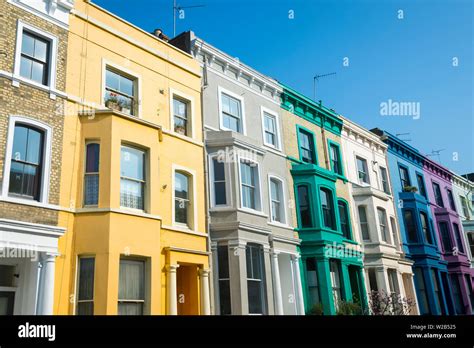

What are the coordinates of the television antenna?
(313, 72, 336, 101)
(173, 0, 205, 37)
(426, 149, 445, 163)
(396, 132, 411, 142)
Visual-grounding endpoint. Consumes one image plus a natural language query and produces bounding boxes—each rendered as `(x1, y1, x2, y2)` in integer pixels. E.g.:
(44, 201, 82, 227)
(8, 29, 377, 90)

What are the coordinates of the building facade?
(372, 129, 454, 315)
(171, 32, 305, 315)
(0, 0, 73, 314)
(281, 86, 367, 315)
(340, 118, 418, 314)
(423, 159, 473, 314)
(54, 0, 210, 315)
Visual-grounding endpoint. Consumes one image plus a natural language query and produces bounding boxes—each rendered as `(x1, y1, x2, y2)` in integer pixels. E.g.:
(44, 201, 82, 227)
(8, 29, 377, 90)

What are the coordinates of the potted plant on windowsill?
(174, 125, 187, 135)
(105, 92, 120, 111)
(403, 186, 418, 193)
(120, 100, 132, 115)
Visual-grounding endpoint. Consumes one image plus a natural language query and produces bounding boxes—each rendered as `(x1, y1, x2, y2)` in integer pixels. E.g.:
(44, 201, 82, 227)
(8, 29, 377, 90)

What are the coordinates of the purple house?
(423, 158, 473, 315)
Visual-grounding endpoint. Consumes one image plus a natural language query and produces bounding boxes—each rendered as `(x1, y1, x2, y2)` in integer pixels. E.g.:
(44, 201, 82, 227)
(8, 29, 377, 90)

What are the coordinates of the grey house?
(171, 32, 304, 315)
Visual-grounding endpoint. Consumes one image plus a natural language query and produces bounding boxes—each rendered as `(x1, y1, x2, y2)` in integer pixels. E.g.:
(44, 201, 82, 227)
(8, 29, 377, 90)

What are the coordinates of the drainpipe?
(319, 108, 330, 170)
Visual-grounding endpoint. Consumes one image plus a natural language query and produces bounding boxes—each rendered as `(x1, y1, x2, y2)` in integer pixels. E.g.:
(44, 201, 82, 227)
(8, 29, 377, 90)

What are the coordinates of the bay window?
(320, 188, 336, 230)
(120, 145, 145, 210)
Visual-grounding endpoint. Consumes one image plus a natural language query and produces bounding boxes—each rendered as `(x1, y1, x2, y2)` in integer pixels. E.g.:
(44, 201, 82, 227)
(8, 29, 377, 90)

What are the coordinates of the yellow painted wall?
(54, 0, 209, 315)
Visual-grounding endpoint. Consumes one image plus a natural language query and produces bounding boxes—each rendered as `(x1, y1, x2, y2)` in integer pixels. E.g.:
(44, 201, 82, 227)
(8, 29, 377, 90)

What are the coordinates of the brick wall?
(0, 0, 68, 225)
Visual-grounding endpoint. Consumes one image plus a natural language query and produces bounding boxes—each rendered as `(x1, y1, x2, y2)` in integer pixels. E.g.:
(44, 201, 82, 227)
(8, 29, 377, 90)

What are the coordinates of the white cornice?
(192, 37, 282, 97)
(340, 115, 387, 153)
(0, 218, 65, 238)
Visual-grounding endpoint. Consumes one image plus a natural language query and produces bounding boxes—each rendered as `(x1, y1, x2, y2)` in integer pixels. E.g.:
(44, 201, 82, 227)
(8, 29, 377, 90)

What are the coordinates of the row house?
(281, 86, 367, 315)
(0, 0, 73, 314)
(54, 0, 210, 315)
(170, 32, 304, 315)
(340, 117, 418, 313)
(451, 173, 474, 270)
(423, 159, 473, 315)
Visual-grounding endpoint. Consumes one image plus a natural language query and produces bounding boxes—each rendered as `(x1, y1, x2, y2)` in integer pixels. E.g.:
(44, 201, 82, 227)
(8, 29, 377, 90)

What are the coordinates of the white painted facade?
(451, 173, 474, 268)
(340, 116, 419, 314)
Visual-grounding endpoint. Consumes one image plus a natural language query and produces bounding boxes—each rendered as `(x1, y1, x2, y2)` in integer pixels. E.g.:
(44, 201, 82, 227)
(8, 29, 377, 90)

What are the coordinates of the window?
(416, 173, 427, 198)
(297, 185, 312, 228)
(269, 177, 285, 223)
(414, 268, 430, 314)
(399, 166, 410, 188)
(358, 206, 370, 241)
(380, 167, 390, 194)
(330, 260, 343, 307)
(377, 208, 389, 243)
(387, 269, 399, 295)
(118, 259, 145, 315)
(453, 223, 464, 253)
(76, 257, 95, 315)
(306, 258, 321, 306)
(368, 269, 378, 292)
(320, 188, 336, 230)
(338, 200, 351, 239)
(450, 274, 463, 314)
(220, 92, 243, 133)
(404, 210, 418, 243)
(431, 270, 445, 314)
(262, 111, 279, 148)
(329, 143, 342, 175)
(211, 157, 227, 206)
(240, 161, 260, 211)
(390, 217, 398, 247)
(468, 233, 474, 257)
(217, 245, 231, 315)
(419, 212, 432, 244)
(173, 97, 190, 136)
(246, 244, 266, 314)
(465, 274, 474, 312)
(460, 196, 470, 219)
(356, 157, 369, 184)
(105, 68, 136, 115)
(438, 222, 452, 252)
(120, 146, 145, 210)
(447, 190, 456, 212)
(174, 171, 190, 226)
(298, 129, 315, 164)
(84, 143, 100, 206)
(8, 124, 44, 200)
(432, 182, 444, 207)
(19, 31, 50, 85)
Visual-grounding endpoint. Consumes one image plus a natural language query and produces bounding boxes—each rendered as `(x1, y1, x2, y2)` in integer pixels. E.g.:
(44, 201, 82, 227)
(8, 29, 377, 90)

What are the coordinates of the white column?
(271, 251, 284, 315)
(167, 264, 179, 315)
(199, 269, 211, 315)
(292, 255, 305, 315)
(37, 253, 56, 315)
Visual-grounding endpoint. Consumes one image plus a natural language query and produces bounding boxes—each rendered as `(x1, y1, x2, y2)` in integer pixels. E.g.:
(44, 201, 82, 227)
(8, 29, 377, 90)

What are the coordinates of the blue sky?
(95, 0, 473, 174)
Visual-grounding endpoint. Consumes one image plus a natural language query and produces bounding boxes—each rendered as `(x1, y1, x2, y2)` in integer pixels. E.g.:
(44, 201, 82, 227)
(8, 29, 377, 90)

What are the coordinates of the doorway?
(177, 264, 199, 315)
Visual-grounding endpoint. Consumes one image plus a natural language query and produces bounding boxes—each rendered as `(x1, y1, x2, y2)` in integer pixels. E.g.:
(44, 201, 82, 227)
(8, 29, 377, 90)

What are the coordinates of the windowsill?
(76, 207, 162, 220)
(210, 206, 235, 212)
(267, 221, 294, 231)
(162, 224, 208, 237)
(237, 208, 268, 218)
(161, 128, 204, 146)
(0, 194, 60, 210)
(3, 71, 66, 99)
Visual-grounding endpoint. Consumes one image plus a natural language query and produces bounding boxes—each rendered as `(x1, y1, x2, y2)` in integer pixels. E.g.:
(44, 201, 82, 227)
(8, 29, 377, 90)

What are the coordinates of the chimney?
(152, 28, 169, 42)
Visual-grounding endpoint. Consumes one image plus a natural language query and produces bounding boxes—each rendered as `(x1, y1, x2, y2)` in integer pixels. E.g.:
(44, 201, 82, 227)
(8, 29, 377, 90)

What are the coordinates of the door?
(177, 264, 199, 315)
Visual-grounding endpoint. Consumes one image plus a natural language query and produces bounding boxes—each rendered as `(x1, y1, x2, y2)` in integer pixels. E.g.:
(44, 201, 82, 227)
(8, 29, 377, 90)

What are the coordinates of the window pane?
(453, 224, 464, 253)
(12, 126, 28, 162)
(119, 260, 144, 300)
(33, 37, 48, 62)
(86, 144, 100, 173)
(174, 98, 187, 117)
(175, 172, 189, 200)
(106, 69, 120, 91)
(214, 182, 226, 205)
(120, 75, 134, 96)
(84, 174, 99, 206)
(31, 61, 45, 84)
(120, 146, 144, 181)
(22, 164, 38, 197)
(439, 222, 452, 252)
(19, 56, 32, 80)
(26, 128, 42, 164)
(78, 258, 94, 301)
(358, 206, 370, 240)
(320, 188, 335, 229)
(339, 201, 350, 238)
(118, 302, 143, 315)
(120, 179, 144, 209)
(404, 210, 417, 242)
(298, 186, 312, 228)
(21, 32, 35, 57)
(218, 280, 231, 315)
(77, 302, 94, 315)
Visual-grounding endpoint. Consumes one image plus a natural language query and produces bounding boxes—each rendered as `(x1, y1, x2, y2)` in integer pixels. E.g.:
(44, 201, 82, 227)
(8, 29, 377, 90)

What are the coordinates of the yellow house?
(54, 0, 210, 315)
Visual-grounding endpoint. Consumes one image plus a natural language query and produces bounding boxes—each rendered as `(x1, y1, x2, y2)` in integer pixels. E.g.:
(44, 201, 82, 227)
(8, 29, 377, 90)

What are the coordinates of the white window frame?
(172, 164, 197, 231)
(218, 86, 246, 135)
(1, 116, 52, 204)
(238, 156, 262, 213)
(355, 155, 370, 185)
(267, 174, 287, 225)
(13, 20, 58, 91)
(101, 59, 142, 118)
(208, 153, 231, 208)
(379, 166, 391, 194)
(169, 88, 195, 139)
(260, 107, 281, 150)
